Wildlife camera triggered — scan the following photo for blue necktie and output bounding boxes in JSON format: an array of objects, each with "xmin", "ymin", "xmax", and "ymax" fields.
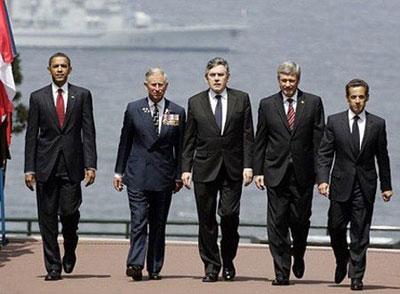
[{"xmin": 215, "ymin": 95, "xmax": 222, "ymax": 130}]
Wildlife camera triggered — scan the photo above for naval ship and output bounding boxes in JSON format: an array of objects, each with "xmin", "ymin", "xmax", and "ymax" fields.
[{"xmin": 10, "ymin": 0, "xmax": 245, "ymax": 51}]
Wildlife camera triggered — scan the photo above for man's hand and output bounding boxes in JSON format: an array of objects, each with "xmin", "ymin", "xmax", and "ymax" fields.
[
  {"xmin": 173, "ymin": 180, "xmax": 183, "ymax": 193},
  {"xmin": 243, "ymin": 169, "xmax": 253, "ymax": 186},
  {"xmin": 181, "ymin": 172, "xmax": 192, "ymax": 189},
  {"xmin": 84, "ymin": 168, "xmax": 96, "ymax": 187},
  {"xmin": 25, "ymin": 174, "xmax": 36, "ymax": 191},
  {"xmin": 254, "ymin": 175, "xmax": 266, "ymax": 190},
  {"xmin": 113, "ymin": 175, "xmax": 124, "ymax": 192},
  {"xmin": 382, "ymin": 190, "xmax": 393, "ymax": 202},
  {"xmin": 318, "ymin": 183, "xmax": 329, "ymax": 197}
]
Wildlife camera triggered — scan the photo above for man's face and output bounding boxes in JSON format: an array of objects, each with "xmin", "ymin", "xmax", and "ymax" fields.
[
  {"xmin": 278, "ymin": 73, "xmax": 299, "ymax": 98},
  {"xmin": 48, "ymin": 56, "xmax": 71, "ymax": 87},
  {"xmin": 145, "ymin": 72, "xmax": 168, "ymax": 104},
  {"xmin": 205, "ymin": 65, "xmax": 229, "ymax": 94},
  {"xmin": 347, "ymin": 86, "xmax": 368, "ymax": 114}
]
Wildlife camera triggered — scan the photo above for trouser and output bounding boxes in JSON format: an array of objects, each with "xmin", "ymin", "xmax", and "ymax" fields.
[
  {"xmin": 194, "ymin": 166, "xmax": 242, "ymax": 275},
  {"xmin": 36, "ymin": 152, "xmax": 81, "ymax": 273},
  {"xmin": 266, "ymin": 166, "xmax": 313, "ymax": 279},
  {"xmin": 328, "ymin": 180, "xmax": 373, "ymax": 280},
  {"xmin": 126, "ymin": 187, "xmax": 172, "ymax": 274}
]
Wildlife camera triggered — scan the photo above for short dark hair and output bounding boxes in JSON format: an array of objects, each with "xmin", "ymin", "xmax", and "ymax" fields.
[
  {"xmin": 205, "ymin": 57, "xmax": 230, "ymax": 76},
  {"xmin": 48, "ymin": 52, "xmax": 71, "ymax": 67},
  {"xmin": 346, "ymin": 79, "xmax": 369, "ymax": 97}
]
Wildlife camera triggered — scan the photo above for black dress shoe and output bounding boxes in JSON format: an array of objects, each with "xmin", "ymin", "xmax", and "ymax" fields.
[
  {"xmin": 334, "ymin": 262, "xmax": 348, "ymax": 284},
  {"xmin": 271, "ymin": 277, "xmax": 289, "ymax": 286},
  {"xmin": 351, "ymin": 279, "xmax": 363, "ymax": 291},
  {"xmin": 62, "ymin": 253, "xmax": 76, "ymax": 274},
  {"xmin": 202, "ymin": 273, "xmax": 218, "ymax": 282},
  {"xmin": 292, "ymin": 257, "xmax": 305, "ymax": 279},
  {"xmin": 44, "ymin": 270, "xmax": 61, "ymax": 281},
  {"xmin": 222, "ymin": 266, "xmax": 236, "ymax": 281},
  {"xmin": 126, "ymin": 265, "xmax": 143, "ymax": 281},
  {"xmin": 149, "ymin": 272, "xmax": 162, "ymax": 280}
]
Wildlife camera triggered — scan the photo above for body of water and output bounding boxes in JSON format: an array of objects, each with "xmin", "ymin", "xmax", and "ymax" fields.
[{"xmin": 4, "ymin": 1, "xmax": 400, "ymax": 237}]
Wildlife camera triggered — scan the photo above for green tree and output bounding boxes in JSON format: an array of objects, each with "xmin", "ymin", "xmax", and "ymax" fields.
[{"xmin": 11, "ymin": 55, "xmax": 28, "ymax": 134}]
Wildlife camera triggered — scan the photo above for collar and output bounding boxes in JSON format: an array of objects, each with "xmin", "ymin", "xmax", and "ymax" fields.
[
  {"xmin": 52, "ymin": 82, "xmax": 68, "ymax": 95},
  {"xmin": 282, "ymin": 90, "xmax": 298, "ymax": 103},
  {"xmin": 147, "ymin": 97, "xmax": 165, "ymax": 109},
  {"xmin": 348, "ymin": 109, "xmax": 366, "ymax": 121},
  {"xmin": 209, "ymin": 88, "xmax": 228, "ymax": 100}
]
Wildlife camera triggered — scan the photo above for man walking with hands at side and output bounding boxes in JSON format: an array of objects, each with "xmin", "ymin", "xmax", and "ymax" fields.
[
  {"xmin": 25, "ymin": 52, "xmax": 97, "ymax": 281},
  {"xmin": 317, "ymin": 79, "xmax": 393, "ymax": 291},
  {"xmin": 181, "ymin": 57, "xmax": 254, "ymax": 282}
]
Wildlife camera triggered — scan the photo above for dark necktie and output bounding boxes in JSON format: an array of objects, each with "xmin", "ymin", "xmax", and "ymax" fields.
[
  {"xmin": 287, "ymin": 98, "xmax": 295, "ymax": 131},
  {"xmin": 152, "ymin": 103, "xmax": 159, "ymax": 135},
  {"xmin": 56, "ymin": 88, "xmax": 65, "ymax": 127},
  {"xmin": 215, "ymin": 94, "xmax": 222, "ymax": 130},
  {"xmin": 352, "ymin": 115, "xmax": 360, "ymax": 155}
]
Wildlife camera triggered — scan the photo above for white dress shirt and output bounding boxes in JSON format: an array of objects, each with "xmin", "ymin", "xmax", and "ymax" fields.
[
  {"xmin": 348, "ymin": 109, "xmax": 366, "ymax": 150},
  {"xmin": 208, "ymin": 89, "xmax": 227, "ymax": 135},
  {"xmin": 282, "ymin": 91, "xmax": 298, "ymax": 114},
  {"xmin": 51, "ymin": 83, "xmax": 68, "ymax": 113}
]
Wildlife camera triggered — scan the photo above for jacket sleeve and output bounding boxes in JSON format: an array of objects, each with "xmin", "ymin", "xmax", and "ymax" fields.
[
  {"xmin": 313, "ymin": 97, "xmax": 325, "ymax": 173},
  {"xmin": 242, "ymin": 94, "xmax": 254, "ymax": 169},
  {"xmin": 81, "ymin": 90, "xmax": 97, "ymax": 169},
  {"xmin": 174, "ymin": 107, "xmax": 186, "ymax": 180},
  {"xmin": 376, "ymin": 120, "xmax": 392, "ymax": 192},
  {"xmin": 114, "ymin": 105, "xmax": 134, "ymax": 175},
  {"xmin": 181, "ymin": 100, "xmax": 197, "ymax": 173},
  {"xmin": 24, "ymin": 94, "xmax": 39, "ymax": 173},
  {"xmin": 316, "ymin": 116, "xmax": 335, "ymax": 184},
  {"xmin": 253, "ymin": 100, "xmax": 268, "ymax": 175}
]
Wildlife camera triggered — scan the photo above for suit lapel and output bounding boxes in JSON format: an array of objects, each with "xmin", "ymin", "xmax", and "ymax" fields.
[
  {"xmin": 44, "ymin": 85, "xmax": 60, "ymax": 128},
  {"xmin": 224, "ymin": 88, "xmax": 238, "ymax": 133},
  {"xmin": 158, "ymin": 99, "xmax": 170, "ymax": 138},
  {"xmin": 140, "ymin": 98, "xmax": 159, "ymax": 141},
  {"xmin": 339, "ymin": 111, "xmax": 357, "ymax": 159},
  {"xmin": 62, "ymin": 83, "xmax": 76, "ymax": 129},
  {"xmin": 359, "ymin": 112, "xmax": 372, "ymax": 155},
  {"xmin": 273, "ymin": 93, "xmax": 291, "ymax": 133},
  {"xmin": 292, "ymin": 90, "xmax": 305, "ymax": 134},
  {"xmin": 200, "ymin": 91, "xmax": 220, "ymax": 133}
]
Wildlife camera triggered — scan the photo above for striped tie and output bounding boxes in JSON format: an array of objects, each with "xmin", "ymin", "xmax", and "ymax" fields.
[
  {"xmin": 152, "ymin": 103, "xmax": 159, "ymax": 135},
  {"xmin": 287, "ymin": 98, "xmax": 295, "ymax": 131}
]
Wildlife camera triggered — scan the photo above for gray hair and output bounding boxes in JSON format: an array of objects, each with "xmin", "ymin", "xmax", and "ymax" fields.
[
  {"xmin": 205, "ymin": 57, "xmax": 230, "ymax": 76},
  {"xmin": 144, "ymin": 67, "xmax": 168, "ymax": 84},
  {"xmin": 277, "ymin": 61, "xmax": 301, "ymax": 79}
]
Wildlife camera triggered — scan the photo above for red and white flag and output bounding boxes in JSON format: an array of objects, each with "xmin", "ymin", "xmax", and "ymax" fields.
[{"xmin": 0, "ymin": 0, "xmax": 17, "ymax": 146}]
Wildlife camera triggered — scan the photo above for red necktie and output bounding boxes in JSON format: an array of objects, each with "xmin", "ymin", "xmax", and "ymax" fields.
[
  {"xmin": 287, "ymin": 98, "xmax": 295, "ymax": 131},
  {"xmin": 56, "ymin": 88, "xmax": 65, "ymax": 127}
]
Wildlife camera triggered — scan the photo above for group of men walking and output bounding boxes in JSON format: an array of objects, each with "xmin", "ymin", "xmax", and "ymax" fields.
[{"xmin": 23, "ymin": 52, "xmax": 392, "ymax": 291}]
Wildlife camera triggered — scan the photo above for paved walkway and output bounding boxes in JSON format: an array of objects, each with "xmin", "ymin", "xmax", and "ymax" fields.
[{"xmin": 1, "ymin": 237, "xmax": 400, "ymax": 294}]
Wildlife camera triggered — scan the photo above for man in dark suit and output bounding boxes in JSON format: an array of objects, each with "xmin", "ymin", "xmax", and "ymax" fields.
[
  {"xmin": 114, "ymin": 68, "xmax": 185, "ymax": 281},
  {"xmin": 254, "ymin": 61, "xmax": 325, "ymax": 285},
  {"xmin": 317, "ymin": 79, "xmax": 393, "ymax": 291},
  {"xmin": 24, "ymin": 52, "xmax": 97, "ymax": 281},
  {"xmin": 181, "ymin": 57, "xmax": 254, "ymax": 282}
]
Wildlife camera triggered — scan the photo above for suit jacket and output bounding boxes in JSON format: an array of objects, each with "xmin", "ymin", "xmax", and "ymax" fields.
[
  {"xmin": 253, "ymin": 90, "xmax": 325, "ymax": 187},
  {"xmin": 317, "ymin": 111, "xmax": 392, "ymax": 203},
  {"xmin": 181, "ymin": 88, "xmax": 254, "ymax": 182},
  {"xmin": 24, "ymin": 83, "xmax": 97, "ymax": 182},
  {"xmin": 114, "ymin": 97, "xmax": 186, "ymax": 191}
]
